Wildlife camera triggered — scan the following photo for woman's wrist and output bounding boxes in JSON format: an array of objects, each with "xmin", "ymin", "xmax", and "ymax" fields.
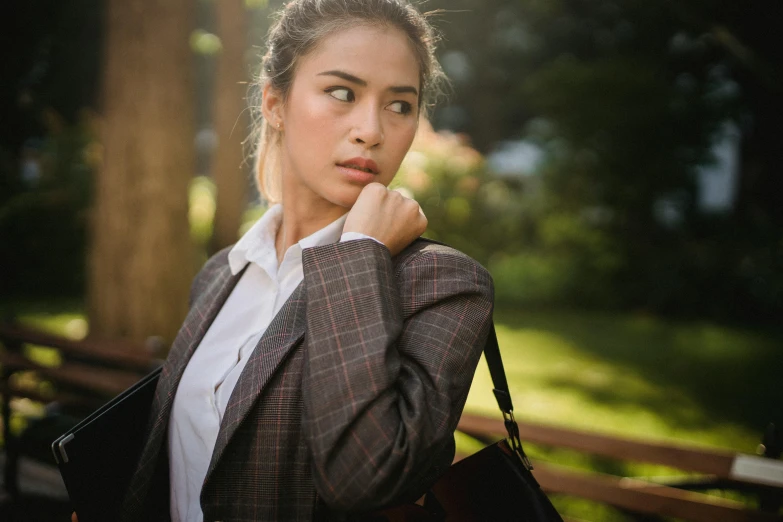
[{"xmin": 339, "ymin": 231, "xmax": 384, "ymax": 245}]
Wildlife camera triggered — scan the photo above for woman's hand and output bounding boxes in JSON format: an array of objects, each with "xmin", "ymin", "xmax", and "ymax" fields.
[
  {"xmin": 71, "ymin": 512, "xmax": 78, "ymax": 522},
  {"xmin": 344, "ymin": 183, "xmax": 427, "ymax": 256}
]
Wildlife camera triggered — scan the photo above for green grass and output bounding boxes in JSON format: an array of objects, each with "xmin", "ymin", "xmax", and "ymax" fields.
[
  {"xmin": 462, "ymin": 308, "xmax": 783, "ymax": 520},
  {"xmin": 466, "ymin": 309, "xmax": 782, "ymax": 448}
]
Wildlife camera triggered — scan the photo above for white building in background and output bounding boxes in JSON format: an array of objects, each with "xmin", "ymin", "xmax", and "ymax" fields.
[
  {"xmin": 485, "ymin": 121, "xmax": 741, "ymax": 229},
  {"xmin": 487, "ymin": 139, "xmax": 545, "ymax": 178},
  {"xmin": 696, "ymin": 121, "xmax": 741, "ymax": 214},
  {"xmin": 655, "ymin": 121, "xmax": 741, "ymax": 228}
]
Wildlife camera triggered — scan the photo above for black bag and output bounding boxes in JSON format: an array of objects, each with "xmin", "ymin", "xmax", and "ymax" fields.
[{"xmin": 368, "ymin": 322, "xmax": 564, "ymax": 521}]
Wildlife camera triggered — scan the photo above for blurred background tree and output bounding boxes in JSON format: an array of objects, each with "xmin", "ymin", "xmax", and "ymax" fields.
[
  {"xmin": 1, "ymin": 0, "xmax": 781, "ymax": 335},
  {"xmin": 210, "ymin": 0, "xmax": 250, "ymax": 253},
  {"xmin": 88, "ymin": 0, "xmax": 196, "ymax": 342}
]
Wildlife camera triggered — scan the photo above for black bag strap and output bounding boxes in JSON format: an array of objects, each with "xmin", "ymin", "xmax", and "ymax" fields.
[
  {"xmin": 484, "ymin": 323, "xmax": 513, "ymax": 413},
  {"xmin": 411, "ymin": 238, "xmax": 532, "ymax": 468},
  {"xmin": 483, "ymin": 321, "xmax": 533, "ymax": 469}
]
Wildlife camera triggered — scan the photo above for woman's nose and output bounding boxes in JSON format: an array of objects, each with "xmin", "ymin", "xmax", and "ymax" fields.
[{"xmin": 350, "ymin": 105, "xmax": 384, "ymax": 148}]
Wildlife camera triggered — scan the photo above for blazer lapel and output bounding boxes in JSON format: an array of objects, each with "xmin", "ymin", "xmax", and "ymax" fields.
[
  {"xmin": 205, "ymin": 282, "xmax": 307, "ymax": 482},
  {"xmin": 133, "ymin": 263, "xmax": 244, "ymax": 490}
]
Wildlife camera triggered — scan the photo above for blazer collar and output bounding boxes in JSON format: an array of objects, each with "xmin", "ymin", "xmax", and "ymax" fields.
[{"xmin": 134, "ymin": 261, "xmax": 308, "ymax": 499}]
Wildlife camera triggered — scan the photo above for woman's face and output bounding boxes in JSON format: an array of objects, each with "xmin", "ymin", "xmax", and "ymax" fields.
[{"xmin": 266, "ymin": 24, "xmax": 421, "ymax": 211}]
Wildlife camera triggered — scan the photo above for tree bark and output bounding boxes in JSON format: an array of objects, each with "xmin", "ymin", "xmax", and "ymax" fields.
[
  {"xmin": 88, "ymin": 0, "xmax": 195, "ymax": 344},
  {"xmin": 211, "ymin": 0, "xmax": 249, "ymax": 252}
]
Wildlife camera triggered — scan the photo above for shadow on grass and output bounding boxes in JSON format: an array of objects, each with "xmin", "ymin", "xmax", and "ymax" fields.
[{"xmin": 495, "ymin": 308, "xmax": 783, "ymax": 438}]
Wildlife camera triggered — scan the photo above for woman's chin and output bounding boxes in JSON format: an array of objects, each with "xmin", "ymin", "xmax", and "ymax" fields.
[{"xmin": 326, "ymin": 187, "xmax": 364, "ymax": 209}]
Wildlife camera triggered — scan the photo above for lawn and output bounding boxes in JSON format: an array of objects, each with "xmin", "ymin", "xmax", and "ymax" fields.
[
  {"xmin": 4, "ymin": 303, "xmax": 782, "ymax": 520},
  {"xmin": 462, "ymin": 307, "xmax": 783, "ymax": 521}
]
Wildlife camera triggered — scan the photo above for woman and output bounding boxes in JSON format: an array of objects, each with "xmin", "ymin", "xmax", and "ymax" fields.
[{"xmin": 113, "ymin": 1, "xmax": 494, "ymax": 520}]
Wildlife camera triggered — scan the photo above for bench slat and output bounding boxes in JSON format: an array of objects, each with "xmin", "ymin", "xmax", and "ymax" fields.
[
  {"xmin": 0, "ymin": 323, "xmax": 160, "ymax": 371},
  {"xmin": 458, "ymin": 413, "xmax": 737, "ymax": 478},
  {"xmin": 0, "ymin": 384, "xmax": 105, "ymax": 412},
  {"xmin": 1, "ymin": 351, "xmax": 147, "ymax": 397},
  {"xmin": 731, "ymin": 455, "xmax": 783, "ymax": 488},
  {"xmin": 530, "ymin": 462, "xmax": 781, "ymax": 522}
]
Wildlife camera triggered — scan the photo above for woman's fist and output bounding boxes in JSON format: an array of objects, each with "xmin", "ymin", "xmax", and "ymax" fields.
[{"xmin": 344, "ymin": 183, "xmax": 427, "ymax": 256}]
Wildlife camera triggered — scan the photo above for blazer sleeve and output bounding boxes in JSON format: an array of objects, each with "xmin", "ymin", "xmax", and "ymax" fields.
[{"xmin": 301, "ymin": 238, "xmax": 494, "ymax": 512}]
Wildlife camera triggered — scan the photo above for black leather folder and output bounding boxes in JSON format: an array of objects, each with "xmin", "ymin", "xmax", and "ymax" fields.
[{"xmin": 51, "ymin": 366, "xmax": 162, "ymax": 522}]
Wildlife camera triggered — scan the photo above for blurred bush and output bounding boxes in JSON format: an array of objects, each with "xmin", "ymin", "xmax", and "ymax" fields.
[
  {"xmin": 0, "ymin": 110, "xmax": 96, "ymax": 299},
  {"xmin": 393, "ymin": 121, "xmax": 526, "ymax": 261},
  {"xmin": 189, "ymin": 175, "xmax": 217, "ymax": 250},
  {"xmin": 393, "ymin": 121, "xmax": 624, "ymax": 308},
  {"xmin": 491, "ymin": 213, "xmax": 623, "ymax": 307},
  {"xmin": 395, "ymin": 121, "xmax": 782, "ymax": 324}
]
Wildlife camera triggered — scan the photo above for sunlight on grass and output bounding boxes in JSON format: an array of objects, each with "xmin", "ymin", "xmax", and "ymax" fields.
[
  {"xmin": 458, "ymin": 309, "xmax": 782, "ymax": 521},
  {"xmin": 464, "ymin": 309, "xmax": 780, "ymax": 457}
]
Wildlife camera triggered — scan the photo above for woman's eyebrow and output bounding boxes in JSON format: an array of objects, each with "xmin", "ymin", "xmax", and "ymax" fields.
[
  {"xmin": 318, "ymin": 69, "xmax": 367, "ymax": 86},
  {"xmin": 317, "ymin": 69, "xmax": 419, "ymax": 96}
]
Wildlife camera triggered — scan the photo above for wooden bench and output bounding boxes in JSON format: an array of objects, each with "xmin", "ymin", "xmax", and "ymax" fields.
[
  {"xmin": 2, "ymin": 321, "xmax": 781, "ymax": 521},
  {"xmin": 0, "ymin": 322, "xmax": 164, "ymax": 498},
  {"xmin": 457, "ymin": 413, "xmax": 783, "ymax": 522}
]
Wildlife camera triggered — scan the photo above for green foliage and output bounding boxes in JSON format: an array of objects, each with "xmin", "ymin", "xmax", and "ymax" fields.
[
  {"xmin": 190, "ymin": 30, "xmax": 223, "ymax": 56},
  {"xmin": 0, "ymin": 112, "xmax": 97, "ymax": 299},
  {"xmin": 490, "ymin": 253, "xmax": 576, "ymax": 305},
  {"xmin": 393, "ymin": 122, "xmax": 535, "ymax": 265},
  {"xmin": 189, "ymin": 175, "xmax": 217, "ymax": 248},
  {"xmin": 3, "ymin": 0, "xmax": 778, "ymax": 331},
  {"xmin": 425, "ymin": 0, "xmax": 783, "ymax": 326},
  {"xmin": 394, "ymin": 123, "xmax": 626, "ymax": 308},
  {"xmin": 489, "ymin": 208, "xmax": 624, "ymax": 307}
]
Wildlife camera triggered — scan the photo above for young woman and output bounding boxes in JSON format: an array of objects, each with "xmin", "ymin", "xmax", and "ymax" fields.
[{"xmin": 114, "ymin": 1, "xmax": 494, "ymax": 520}]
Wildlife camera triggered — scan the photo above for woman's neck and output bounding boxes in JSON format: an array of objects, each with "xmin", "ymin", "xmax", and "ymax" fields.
[{"xmin": 275, "ymin": 193, "xmax": 348, "ymax": 264}]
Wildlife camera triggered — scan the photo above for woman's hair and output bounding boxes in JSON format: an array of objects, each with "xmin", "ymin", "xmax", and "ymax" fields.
[{"xmin": 251, "ymin": 0, "xmax": 447, "ymax": 204}]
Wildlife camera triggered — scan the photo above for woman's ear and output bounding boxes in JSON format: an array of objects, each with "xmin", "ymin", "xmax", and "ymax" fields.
[{"xmin": 261, "ymin": 84, "xmax": 284, "ymax": 128}]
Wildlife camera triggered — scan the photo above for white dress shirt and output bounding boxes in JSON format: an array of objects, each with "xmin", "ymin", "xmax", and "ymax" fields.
[{"xmin": 168, "ymin": 204, "xmax": 374, "ymax": 522}]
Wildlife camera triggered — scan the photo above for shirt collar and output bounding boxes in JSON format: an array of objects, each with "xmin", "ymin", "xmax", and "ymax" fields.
[
  {"xmin": 298, "ymin": 212, "xmax": 348, "ymax": 250},
  {"xmin": 227, "ymin": 204, "xmax": 348, "ymax": 275}
]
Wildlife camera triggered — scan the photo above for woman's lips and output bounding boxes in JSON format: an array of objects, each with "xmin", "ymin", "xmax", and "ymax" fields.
[
  {"xmin": 336, "ymin": 157, "xmax": 380, "ymax": 184},
  {"xmin": 338, "ymin": 157, "xmax": 379, "ymax": 174},
  {"xmin": 336, "ymin": 164, "xmax": 378, "ymax": 184}
]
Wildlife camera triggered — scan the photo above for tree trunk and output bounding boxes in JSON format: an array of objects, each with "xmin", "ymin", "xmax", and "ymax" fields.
[
  {"xmin": 211, "ymin": 0, "xmax": 249, "ymax": 252},
  {"xmin": 88, "ymin": 0, "xmax": 195, "ymax": 344}
]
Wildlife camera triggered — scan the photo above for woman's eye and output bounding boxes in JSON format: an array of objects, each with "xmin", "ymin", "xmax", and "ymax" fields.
[
  {"xmin": 326, "ymin": 87, "xmax": 354, "ymax": 102},
  {"xmin": 387, "ymin": 101, "xmax": 413, "ymax": 115}
]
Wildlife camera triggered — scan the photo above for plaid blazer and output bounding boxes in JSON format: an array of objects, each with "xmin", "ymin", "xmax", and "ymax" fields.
[{"xmin": 120, "ymin": 238, "xmax": 494, "ymax": 522}]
